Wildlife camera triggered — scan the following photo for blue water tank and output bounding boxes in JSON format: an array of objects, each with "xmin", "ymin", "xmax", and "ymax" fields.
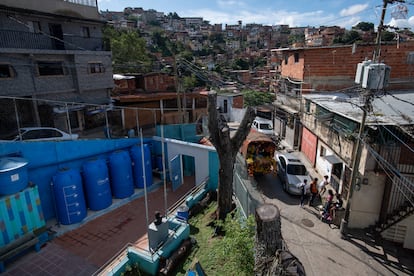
[
  {"xmin": 155, "ymin": 155, "xmax": 164, "ymax": 171},
  {"xmin": 0, "ymin": 157, "xmax": 29, "ymax": 195},
  {"xmin": 108, "ymin": 150, "xmax": 134, "ymax": 198},
  {"xmin": 130, "ymin": 144, "xmax": 153, "ymax": 188},
  {"xmin": 52, "ymin": 168, "xmax": 87, "ymax": 225},
  {"xmin": 82, "ymin": 158, "xmax": 112, "ymax": 211}
]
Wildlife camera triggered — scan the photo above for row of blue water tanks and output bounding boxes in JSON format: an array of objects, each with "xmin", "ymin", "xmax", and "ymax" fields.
[{"xmin": 52, "ymin": 144, "xmax": 154, "ymax": 225}]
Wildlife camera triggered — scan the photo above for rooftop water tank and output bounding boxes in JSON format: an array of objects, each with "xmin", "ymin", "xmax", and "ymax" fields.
[{"xmin": 0, "ymin": 157, "xmax": 29, "ymax": 195}]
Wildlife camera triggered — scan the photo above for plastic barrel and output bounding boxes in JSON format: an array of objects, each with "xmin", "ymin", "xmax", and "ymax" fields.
[
  {"xmin": 52, "ymin": 168, "xmax": 87, "ymax": 225},
  {"xmin": 130, "ymin": 144, "xmax": 153, "ymax": 188},
  {"xmin": 0, "ymin": 157, "xmax": 29, "ymax": 195},
  {"xmin": 176, "ymin": 205, "xmax": 189, "ymax": 221},
  {"xmin": 155, "ymin": 155, "xmax": 163, "ymax": 171},
  {"xmin": 82, "ymin": 158, "xmax": 112, "ymax": 211},
  {"xmin": 108, "ymin": 150, "xmax": 134, "ymax": 199}
]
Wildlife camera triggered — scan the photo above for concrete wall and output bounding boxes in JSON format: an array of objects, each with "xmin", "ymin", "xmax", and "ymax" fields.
[
  {"xmin": 1, "ymin": 0, "xmax": 100, "ymax": 20},
  {"xmin": 156, "ymin": 137, "xmax": 216, "ymax": 187},
  {"xmin": 0, "ymin": 51, "xmax": 112, "ymax": 97},
  {"xmin": 349, "ymin": 171, "xmax": 386, "ymax": 229}
]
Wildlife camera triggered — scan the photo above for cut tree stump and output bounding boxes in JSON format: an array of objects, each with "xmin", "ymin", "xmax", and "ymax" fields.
[{"xmin": 254, "ymin": 204, "xmax": 283, "ymax": 275}]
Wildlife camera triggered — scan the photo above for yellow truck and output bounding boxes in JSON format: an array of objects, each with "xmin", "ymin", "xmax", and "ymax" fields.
[{"xmin": 240, "ymin": 131, "xmax": 277, "ymax": 176}]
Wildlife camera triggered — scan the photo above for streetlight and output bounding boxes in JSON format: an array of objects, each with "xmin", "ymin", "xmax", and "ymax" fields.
[{"xmin": 333, "ymin": 96, "xmax": 367, "ymax": 236}]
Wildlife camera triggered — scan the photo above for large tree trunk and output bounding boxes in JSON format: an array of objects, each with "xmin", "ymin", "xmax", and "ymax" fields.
[
  {"xmin": 254, "ymin": 204, "xmax": 283, "ymax": 275},
  {"xmin": 207, "ymin": 91, "xmax": 255, "ymax": 220},
  {"xmin": 254, "ymin": 204, "xmax": 306, "ymax": 276}
]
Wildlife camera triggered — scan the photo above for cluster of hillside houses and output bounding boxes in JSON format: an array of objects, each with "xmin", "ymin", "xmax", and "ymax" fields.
[{"xmin": 0, "ymin": 0, "xmax": 413, "ymax": 249}]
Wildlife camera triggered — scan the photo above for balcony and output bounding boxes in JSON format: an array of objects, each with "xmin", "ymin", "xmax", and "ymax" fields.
[{"xmin": 0, "ymin": 30, "xmax": 106, "ymax": 51}]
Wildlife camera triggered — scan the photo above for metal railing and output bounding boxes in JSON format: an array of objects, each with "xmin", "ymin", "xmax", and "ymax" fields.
[{"xmin": 0, "ymin": 30, "xmax": 104, "ymax": 51}]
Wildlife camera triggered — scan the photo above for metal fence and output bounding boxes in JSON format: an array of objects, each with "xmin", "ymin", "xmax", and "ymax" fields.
[
  {"xmin": 0, "ymin": 96, "xmax": 170, "ymax": 140},
  {"xmin": 233, "ymin": 153, "xmax": 263, "ymax": 218}
]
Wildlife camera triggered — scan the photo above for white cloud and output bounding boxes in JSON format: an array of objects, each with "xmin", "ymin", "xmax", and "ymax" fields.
[
  {"xmin": 217, "ymin": 0, "xmax": 246, "ymax": 8},
  {"xmin": 340, "ymin": 4, "xmax": 369, "ymax": 17},
  {"xmin": 387, "ymin": 16, "xmax": 414, "ymax": 30},
  {"xmin": 188, "ymin": 8, "xmax": 331, "ymax": 28}
]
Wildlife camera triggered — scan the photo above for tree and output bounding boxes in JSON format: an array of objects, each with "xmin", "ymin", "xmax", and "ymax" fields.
[
  {"xmin": 353, "ymin": 22, "xmax": 374, "ymax": 32},
  {"xmin": 207, "ymin": 92, "xmax": 256, "ymax": 220},
  {"xmin": 103, "ymin": 27, "xmax": 152, "ymax": 73},
  {"xmin": 333, "ymin": 30, "xmax": 361, "ymax": 44},
  {"xmin": 381, "ymin": 30, "xmax": 395, "ymax": 41},
  {"xmin": 242, "ymin": 90, "xmax": 275, "ymax": 107}
]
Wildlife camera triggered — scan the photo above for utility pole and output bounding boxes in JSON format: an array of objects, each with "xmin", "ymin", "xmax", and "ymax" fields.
[
  {"xmin": 374, "ymin": 0, "xmax": 407, "ymax": 62},
  {"xmin": 341, "ymin": 0, "xmax": 402, "ymax": 235}
]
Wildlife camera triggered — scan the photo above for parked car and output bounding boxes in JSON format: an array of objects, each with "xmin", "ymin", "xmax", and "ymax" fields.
[
  {"xmin": 276, "ymin": 153, "xmax": 312, "ymax": 195},
  {"xmin": 251, "ymin": 117, "xmax": 274, "ymax": 137},
  {"xmin": 1, "ymin": 127, "xmax": 79, "ymax": 142}
]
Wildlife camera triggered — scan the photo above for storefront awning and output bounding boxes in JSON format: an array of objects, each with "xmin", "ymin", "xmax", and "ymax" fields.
[{"xmin": 325, "ymin": 155, "xmax": 342, "ymax": 165}]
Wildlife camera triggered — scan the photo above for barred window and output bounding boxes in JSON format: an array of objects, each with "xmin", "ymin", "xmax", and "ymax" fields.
[{"xmin": 88, "ymin": 62, "xmax": 105, "ymax": 74}]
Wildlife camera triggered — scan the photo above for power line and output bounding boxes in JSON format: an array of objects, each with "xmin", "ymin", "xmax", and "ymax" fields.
[{"xmin": 384, "ymin": 90, "xmax": 414, "ymax": 106}]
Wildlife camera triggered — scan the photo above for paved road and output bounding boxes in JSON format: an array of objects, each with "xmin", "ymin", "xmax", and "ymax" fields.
[{"xmin": 254, "ymin": 170, "xmax": 414, "ymax": 276}]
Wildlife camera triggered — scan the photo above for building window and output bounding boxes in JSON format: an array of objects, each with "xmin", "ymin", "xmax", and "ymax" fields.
[
  {"xmin": 305, "ymin": 100, "xmax": 310, "ymax": 113},
  {"xmin": 81, "ymin": 27, "xmax": 90, "ymax": 38},
  {"xmin": 407, "ymin": 52, "xmax": 414, "ymax": 64},
  {"xmin": 294, "ymin": 53, "xmax": 299, "ymax": 63},
  {"xmin": 0, "ymin": 64, "xmax": 15, "ymax": 78},
  {"xmin": 88, "ymin": 62, "xmax": 105, "ymax": 74},
  {"xmin": 37, "ymin": 61, "xmax": 64, "ymax": 76},
  {"xmin": 27, "ymin": 21, "xmax": 41, "ymax": 33},
  {"xmin": 320, "ymin": 145, "xmax": 326, "ymax": 157},
  {"xmin": 223, "ymin": 99, "xmax": 228, "ymax": 113}
]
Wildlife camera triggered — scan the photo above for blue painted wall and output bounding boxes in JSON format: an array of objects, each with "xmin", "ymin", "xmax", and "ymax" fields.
[{"xmin": 0, "ymin": 138, "xmax": 145, "ymax": 220}]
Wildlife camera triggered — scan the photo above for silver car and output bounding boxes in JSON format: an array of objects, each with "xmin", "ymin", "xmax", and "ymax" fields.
[
  {"xmin": 276, "ymin": 153, "xmax": 312, "ymax": 195},
  {"xmin": 1, "ymin": 127, "xmax": 78, "ymax": 142}
]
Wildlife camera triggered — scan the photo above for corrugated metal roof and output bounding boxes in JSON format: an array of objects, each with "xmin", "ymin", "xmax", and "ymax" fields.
[{"xmin": 303, "ymin": 91, "xmax": 414, "ymax": 126}]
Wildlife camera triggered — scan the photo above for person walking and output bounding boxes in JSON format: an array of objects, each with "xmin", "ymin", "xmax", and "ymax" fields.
[
  {"xmin": 308, "ymin": 177, "xmax": 318, "ymax": 207},
  {"xmin": 318, "ymin": 175, "xmax": 329, "ymax": 195},
  {"xmin": 297, "ymin": 179, "xmax": 308, "ymax": 208}
]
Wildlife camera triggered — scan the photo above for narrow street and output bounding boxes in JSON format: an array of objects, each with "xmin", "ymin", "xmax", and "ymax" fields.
[{"xmin": 254, "ymin": 170, "xmax": 414, "ymax": 276}]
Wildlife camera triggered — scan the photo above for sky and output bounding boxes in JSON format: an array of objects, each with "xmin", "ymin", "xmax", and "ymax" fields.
[{"xmin": 97, "ymin": 0, "xmax": 414, "ymax": 30}]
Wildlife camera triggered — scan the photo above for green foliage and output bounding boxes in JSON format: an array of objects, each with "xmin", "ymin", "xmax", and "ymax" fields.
[
  {"xmin": 167, "ymin": 12, "xmax": 181, "ymax": 19},
  {"xmin": 333, "ymin": 30, "xmax": 361, "ymax": 44},
  {"xmin": 210, "ymin": 213, "xmax": 255, "ymax": 275},
  {"xmin": 182, "ymin": 74, "xmax": 198, "ymax": 91},
  {"xmin": 103, "ymin": 26, "xmax": 152, "ymax": 73},
  {"xmin": 353, "ymin": 22, "xmax": 374, "ymax": 32},
  {"xmin": 232, "ymin": 58, "xmax": 250, "ymax": 70},
  {"xmin": 177, "ymin": 202, "xmax": 256, "ymax": 276},
  {"xmin": 242, "ymin": 90, "xmax": 275, "ymax": 107},
  {"xmin": 381, "ymin": 30, "xmax": 395, "ymax": 41},
  {"xmin": 288, "ymin": 34, "xmax": 304, "ymax": 45}
]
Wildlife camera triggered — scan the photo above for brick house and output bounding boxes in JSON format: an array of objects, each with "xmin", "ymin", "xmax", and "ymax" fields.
[
  {"xmin": 270, "ymin": 41, "xmax": 414, "ymax": 150},
  {"xmin": 272, "ymin": 41, "xmax": 414, "ymax": 93}
]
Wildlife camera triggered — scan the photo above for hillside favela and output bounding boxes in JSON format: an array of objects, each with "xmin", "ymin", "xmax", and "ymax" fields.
[{"xmin": 1, "ymin": 0, "xmax": 414, "ymax": 275}]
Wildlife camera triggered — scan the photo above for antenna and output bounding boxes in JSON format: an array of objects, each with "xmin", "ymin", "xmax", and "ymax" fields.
[{"xmin": 391, "ymin": 3, "xmax": 408, "ymax": 19}]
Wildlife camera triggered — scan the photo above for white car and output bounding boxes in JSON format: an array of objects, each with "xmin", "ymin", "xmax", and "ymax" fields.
[
  {"xmin": 276, "ymin": 153, "xmax": 312, "ymax": 195},
  {"xmin": 1, "ymin": 127, "xmax": 78, "ymax": 142},
  {"xmin": 251, "ymin": 117, "xmax": 274, "ymax": 136}
]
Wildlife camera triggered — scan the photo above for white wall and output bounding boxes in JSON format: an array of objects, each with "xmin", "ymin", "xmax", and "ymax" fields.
[
  {"xmin": 403, "ymin": 215, "xmax": 414, "ymax": 250},
  {"xmin": 153, "ymin": 137, "xmax": 215, "ymax": 186},
  {"xmin": 315, "ymin": 141, "xmax": 337, "ymax": 177},
  {"xmin": 349, "ymin": 171, "xmax": 386, "ymax": 228}
]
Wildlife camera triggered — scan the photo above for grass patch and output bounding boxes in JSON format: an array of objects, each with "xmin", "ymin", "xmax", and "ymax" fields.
[{"xmin": 174, "ymin": 201, "xmax": 255, "ymax": 276}]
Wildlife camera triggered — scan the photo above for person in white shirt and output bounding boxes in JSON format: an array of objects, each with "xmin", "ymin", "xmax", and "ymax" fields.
[{"xmin": 318, "ymin": 175, "xmax": 329, "ymax": 196}]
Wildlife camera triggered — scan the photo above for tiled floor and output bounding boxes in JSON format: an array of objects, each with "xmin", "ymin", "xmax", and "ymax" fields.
[{"xmin": 2, "ymin": 177, "xmax": 196, "ymax": 275}]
